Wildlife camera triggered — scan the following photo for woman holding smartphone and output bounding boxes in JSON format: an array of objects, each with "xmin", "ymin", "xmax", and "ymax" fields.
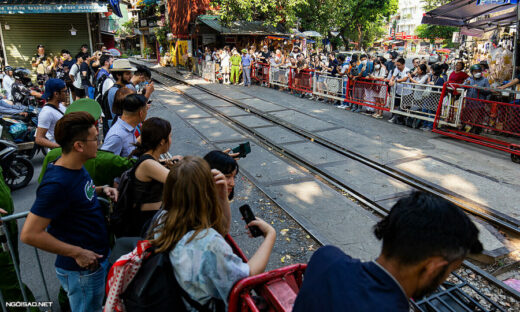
[{"xmin": 149, "ymin": 156, "xmax": 276, "ymax": 310}]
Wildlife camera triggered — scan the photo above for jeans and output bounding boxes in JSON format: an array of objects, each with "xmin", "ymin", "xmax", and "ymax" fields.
[
  {"xmin": 55, "ymin": 258, "xmax": 109, "ymax": 312},
  {"xmin": 422, "ymin": 108, "xmax": 434, "ymax": 129},
  {"xmin": 243, "ymin": 66, "xmax": 251, "ymax": 86},
  {"xmin": 0, "ymin": 100, "xmax": 25, "ymax": 115}
]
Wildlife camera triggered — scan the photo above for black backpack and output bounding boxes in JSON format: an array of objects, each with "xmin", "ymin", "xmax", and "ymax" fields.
[
  {"xmin": 110, "ymin": 155, "xmax": 155, "ymax": 238},
  {"xmin": 96, "ymin": 76, "xmax": 120, "ymax": 120},
  {"xmin": 122, "ymin": 246, "xmax": 223, "ymax": 312},
  {"xmin": 109, "ymin": 166, "xmax": 135, "ymax": 238}
]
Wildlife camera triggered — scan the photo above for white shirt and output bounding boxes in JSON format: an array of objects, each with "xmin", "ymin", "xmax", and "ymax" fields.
[
  {"xmin": 102, "ymin": 74, "xmax": 115, "ymax": 95},
  {"xmin": 220, "ymin": 52, "xmax": 230, "ymax": 67},
  {"xmin": 37, "ymin": 103, "xmax": 67, "ymax": 143},
  {"xmin": 392, "ymin": 66, "xmax": 411, "ymax": 96},
  {"xmin": 69, "ymin": 63, "xmax": 82, "ymax": 89},
  {"xmin": 2, "ymin": 75, "xmax": 14, "ymax": 100}
]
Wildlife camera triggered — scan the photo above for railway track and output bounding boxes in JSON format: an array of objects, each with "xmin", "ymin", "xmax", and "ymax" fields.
[{"xmin": 135, "ymin": 61, "xmax": 520, "ymax": 310}]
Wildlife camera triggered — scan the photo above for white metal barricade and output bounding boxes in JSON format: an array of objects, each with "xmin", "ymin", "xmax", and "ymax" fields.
[
  {"xmin": 269, "ymin": 66, "xmax": 290, "ymax": 89},
  {"xmin": 312, "ymin": 72, "xmax": 347, "ymax": 102},
  {"xmin": 201, "ymin": 60, "xmax": 216, "ymax": 83},
  {"xmin": 390, "ymin": 82, "xmax": 461, "ymax": 127}
]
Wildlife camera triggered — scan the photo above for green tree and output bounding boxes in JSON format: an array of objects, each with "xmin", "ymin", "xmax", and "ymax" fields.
[
  {"xmin": 296, "ymin": 0, "xmax": 397, "ymax": 50},
  {"xmin": 210, "ymin": 0, "xmax": 307, "ymax": 27},
  {"xmin": 415, "ymin": 0, "xmax": 457, "ymax": 44}
]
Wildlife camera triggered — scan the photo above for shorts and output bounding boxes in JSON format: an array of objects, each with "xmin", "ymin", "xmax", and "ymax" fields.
[{"xmin": 74, "ymin": 86, "xmax": 86, "ymax": 98}]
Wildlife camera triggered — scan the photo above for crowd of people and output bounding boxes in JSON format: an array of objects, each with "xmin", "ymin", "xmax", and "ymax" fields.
[
  {"xmin": 201, "ymin": 45, "xmax": 511, "ymax": 132},
  {"xmin": 0, "ymin": 43, "xmax": 486, "ymax": 312}
]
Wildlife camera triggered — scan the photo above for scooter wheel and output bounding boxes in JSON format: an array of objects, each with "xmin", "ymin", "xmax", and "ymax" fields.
[
  {"xmin": 512, "ymin": 153, "xmax": 520, "ymax": 164},
  {"xmin": 5, "ymin": 157, "xmax": 34, "ymax": 190}
]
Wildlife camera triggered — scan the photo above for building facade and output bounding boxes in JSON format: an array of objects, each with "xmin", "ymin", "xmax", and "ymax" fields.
[{"xmin": 396, "ymin": 0, "xmax": 425, "ymax": 36}]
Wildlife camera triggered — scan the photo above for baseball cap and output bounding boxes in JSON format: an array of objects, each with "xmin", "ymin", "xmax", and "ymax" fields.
[
  {"xmin": 42, "ymin": 79, "xmax": 66, "ymax": 100},
  {"xmin": 241, "ymin": 49, "xmax": 247, "ymax": 53},
  {"xmin": 65, "ymin": 98, "xmax": 102, "ymax": 120}
]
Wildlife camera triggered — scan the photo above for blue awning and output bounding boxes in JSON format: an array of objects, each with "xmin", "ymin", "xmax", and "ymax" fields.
[{"xmin": 0, "ymin": 1, "xmax": 110, "ymax": 14}]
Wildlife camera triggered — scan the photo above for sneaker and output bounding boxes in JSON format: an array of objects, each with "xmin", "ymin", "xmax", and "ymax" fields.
[
  {"xmin": 388, "ymin": 117, "xmax": 396, "ymax": 124},
  {"xmin": 374, "ymin": 114, "xmax": 383, "ymax": 119},
  {"xmin": 421, "ymin": 127, "xmax": 432, "ymax": 132}
]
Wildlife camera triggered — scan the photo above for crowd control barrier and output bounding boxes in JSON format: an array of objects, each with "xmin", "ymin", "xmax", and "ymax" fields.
[
  {"xmin": 201, "ymin": 60, "xmax": 216, "ymax": 83},
  {"xmin": 433, "ymin": 83, "xmax": 520, "ymax": 162},
  {"xmin": 345, "ymin": 77, "xmax": 391, "ymax": 112},
  {"xmin": 269, "ymin": 66, "xmax": 290, "ymax": 89},
  {"xmin": 0, "ymin": 211, "xmax": 53, "ymax": 311},
  {"xmin": 312, "ymin": 72, "xmax": 347, "ymax": 102},
  {"xmin": 183, "ymin": 60, "xmax": 520, "ymax": 161},
  {"xmin": 289, "ymin": 68, "xmax": 314, "ymax": 94},
  {"xmin": 252, "ymin": 62, "xmax": 270, "ymax": 85},
  {"xmin": 390, "ymin": 82, "xmax": 461, "ymax": 127}
]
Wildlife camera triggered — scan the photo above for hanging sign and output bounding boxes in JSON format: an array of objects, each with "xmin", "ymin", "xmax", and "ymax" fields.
[{"xmin": 0, "ymin": 3, "xmax": 108, "ymax": 14}]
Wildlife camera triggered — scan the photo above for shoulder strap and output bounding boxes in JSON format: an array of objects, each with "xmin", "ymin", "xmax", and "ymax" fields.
[{"xmin": 44, "ymin": 104, "xmax": 64, "ymax": 115}]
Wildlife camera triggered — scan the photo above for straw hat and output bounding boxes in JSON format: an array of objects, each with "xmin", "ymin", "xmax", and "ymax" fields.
[{"xmin": 110, "ymin": 59, "xmax": 137, "ymax": 72}]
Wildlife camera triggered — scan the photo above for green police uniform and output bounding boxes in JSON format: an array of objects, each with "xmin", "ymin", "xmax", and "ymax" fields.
[
  {"xmin": 0, "ymin": 167, "xmax": 38, "ymax": 311},
  {"xmin": 230, "ymin": 54, "xmax": 242, "ymax": 84},
  {"xmin": 39, "ymin": 148, "xmax": 136, "ymax": 186}
]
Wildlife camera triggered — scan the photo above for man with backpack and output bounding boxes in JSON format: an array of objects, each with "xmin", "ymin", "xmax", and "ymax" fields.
[
  {"xmin": 35, "ymin": 79, "xmax": 67, "ymax": 149},
  {"xmin": 69, "ymin": 53, "xmax": 86, "ymax": 100},
  {"xmin": 103, "ymin": 59, "xmax": 136, "ymax": 130},
  {"xmin": 21, "ymin": 111, "xmax": 118, "ymax": 312}
]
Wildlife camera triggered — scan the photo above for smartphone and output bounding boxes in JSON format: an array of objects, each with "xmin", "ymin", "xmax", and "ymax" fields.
[
  {"xmin": 239, "ymin": 204, "xmax": 262, "ymax": 237},
  {"xmin": 232, "ymin": 141, "xmax": 251, "ymax": 158}
]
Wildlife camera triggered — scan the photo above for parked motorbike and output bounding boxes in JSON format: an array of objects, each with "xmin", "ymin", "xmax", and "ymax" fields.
[{"xmin": 0, "ymin": 139, "xmax": 34, "ymax": 190}]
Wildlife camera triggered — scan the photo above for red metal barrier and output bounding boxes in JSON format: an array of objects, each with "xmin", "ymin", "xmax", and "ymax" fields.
[
  {"xmin": 345, "ymin": 77, "xmax": 390, "ymax": 111},
  {"xmin": 433, "ymin": 83, "xmax": 520, "ymax": 162},
  {"xmin": 288, "ymin": 68, "xmax": 314, "ymax": 94},
  {"xmin": 228, "ymin": 264, "xmax": 307, "ymax": 312},
  {"xmin": 252, "ymin": 62, "xmax": 270, "ymax": 85}
]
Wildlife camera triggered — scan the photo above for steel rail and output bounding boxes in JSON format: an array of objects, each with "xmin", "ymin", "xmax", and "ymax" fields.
[
  {"xmin": 138, "ymin": 63, "xmax": 520, "ymax": 302},
  {"xmin": 145, "ymin": 65, "xmax": 520, "ymax": 235}
]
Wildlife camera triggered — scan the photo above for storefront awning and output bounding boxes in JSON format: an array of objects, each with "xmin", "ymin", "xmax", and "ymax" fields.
[
  {"xmin": 0, "ymin": 0, "xmax": 109, "ymax": 14},
  {"xmin": 421, "ymin": 0, "xmax": 515, "ymax": 28},
  {"xmin": 197, "ymin": 15, "xmax": 287, "ymax": 36}
]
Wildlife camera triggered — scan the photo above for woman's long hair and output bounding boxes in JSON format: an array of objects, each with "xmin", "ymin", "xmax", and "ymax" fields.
[
  {"xmin": 130, "ymin": 117, "xmax": 171, "ymax": 158},
  {"xmin": 150, "ymin": 156, "xmax": 226, "ymax": 253}
]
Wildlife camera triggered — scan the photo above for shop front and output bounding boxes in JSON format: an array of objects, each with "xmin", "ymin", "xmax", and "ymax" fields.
[{"xmin": 0, "ymin": 1, "xmax": 110, "ymax": 68}]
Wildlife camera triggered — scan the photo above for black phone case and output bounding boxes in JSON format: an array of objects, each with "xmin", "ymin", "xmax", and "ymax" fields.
[{"xmin": 239, "ymin": 204, "xmax": 263, "ymax": 237}]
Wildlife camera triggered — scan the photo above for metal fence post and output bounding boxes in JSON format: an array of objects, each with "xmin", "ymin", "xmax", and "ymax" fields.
[
  {"xmin": 34, "ymin": 248, "xmax": 51, "ymax": 303},
  {"xmin": 0, "ymin": 223, "xmax": 29, "ymax": 310},
  {"xmin": 0, "ymin": 288, "xmax": 8, "ymax": 312}
]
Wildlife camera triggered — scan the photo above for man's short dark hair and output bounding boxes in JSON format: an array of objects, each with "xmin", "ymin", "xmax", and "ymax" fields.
[
  {"xmin": 75, "ymin": 53, "xmax": 85, "ymax": 61},
  {"xmin": 413, "ymin": 58, "xmax": 420, "ymax": 63},
  {"xmin": 396, "ymin": 58, "xmax": 406, "ymax": 65},
  {"xmin": 374, "ymin": 191, "xmax": 482, "ymax": 265},
  {"xmin": 61, "ymin": 49, "xmax": 70, "ymax": 55},
  {"xmin": 360, "ymin": 54, "xmax": 367, "ymax": 59},
  {"xmin": 122, "ymin": 94, "xmax": 147, "ymax": 113},
  {"xmin": 134, "ymin": 65, "xmax": 151, "ymax": 79},
  {"xmin": 81, "ymin": 44, "xmax": 88, "ymax": 49},
  {"xmin": 99, "ymin": 54, "xmax": 112, "ymax": 67},
  {"xmin": 54, "ymin": 112, "xmax": 96, "ymax": 154}
]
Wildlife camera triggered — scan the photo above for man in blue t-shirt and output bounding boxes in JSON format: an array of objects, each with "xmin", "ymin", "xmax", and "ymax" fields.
[
  {"xmin": 293, "ymin": 191, "xmax": 483, "ymax": 312},
  {"xmin": 21, "ymin": 111, "xmax": 118, "ymax": 312}
]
